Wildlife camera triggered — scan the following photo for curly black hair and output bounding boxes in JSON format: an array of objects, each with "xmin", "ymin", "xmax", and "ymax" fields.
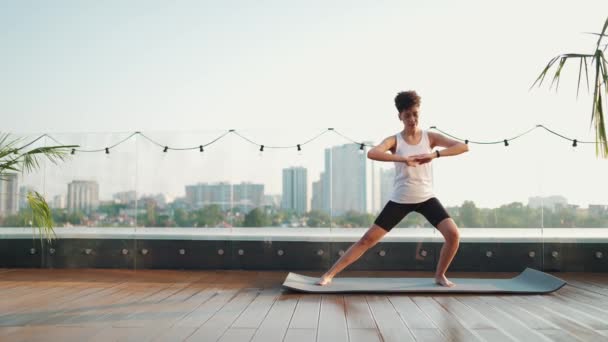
[{"xmin": 394, "ymin": 91, "xmax": 421, "ymax": 112}]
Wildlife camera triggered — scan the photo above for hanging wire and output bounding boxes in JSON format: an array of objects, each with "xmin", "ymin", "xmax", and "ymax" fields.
[
  {"xmin": 138, "ymin": 130, "xmax": 233, "ymax": 151},
  {"xmin": 231, "ymin": 128, "xmax": 331, "ymax": 149},
  {"xmin": 428, "ymin": 125, "xmax": 540, "ymax": 145},
  {"xmin": 46, "ymin": 132, "xmax": 139, "ymax": 152},
  {"xmin": 16, "ymin": 134, "xmax": 49, "ymax": 151},
  {"xmin": 10, "ymin": 124, "xmax": 602, "ymax": 153},
  {"xmin": 330, "ymin": 128, "xmax": 373, "ymax": 147},
  {"xmin": 536, "ymin": 124, "xmax": 597, "ymax": 144}
]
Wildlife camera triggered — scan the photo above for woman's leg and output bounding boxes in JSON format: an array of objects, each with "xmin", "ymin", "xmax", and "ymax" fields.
[
  {"xmin": 416, "ymin": 198, "xmax": 460, "ymax": 287},
  {"xmin": 434, "ymin": 218, "xmax": 460, "ymax": 286},
  {"xmin": 316, "ymin": 224, "xmax": 388, "ymax": 285}
]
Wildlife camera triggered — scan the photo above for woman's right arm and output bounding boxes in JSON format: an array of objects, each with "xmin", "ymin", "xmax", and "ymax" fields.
[{"xmin": 367, "ymin": 136, "xmax": 419, "ymax": 167}]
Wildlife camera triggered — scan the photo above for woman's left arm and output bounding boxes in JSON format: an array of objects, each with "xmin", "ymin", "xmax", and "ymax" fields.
[
  {"xmin": 412, "ymin": 132, "xmax": 469, "ymax": 164},
  {"xmin": 429, "ymin": 131, "xmax": 469, "ymax": 157}
]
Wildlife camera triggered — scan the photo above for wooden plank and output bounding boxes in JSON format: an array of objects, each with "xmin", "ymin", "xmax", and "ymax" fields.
[
  {"xmin": 187, "ymin": 289, "xmax": 258, "ymax": 341},
  {"xmin": 562, "ymin": 279, "xmax": 608, "ymax": 298},
  {"xmin": 410, "ymin": 328, "xmax": 446, "ymax": 342},
  {"xmin": 0, "ymin": 286, "xmax": 108, "ymax": 326},
  {"xmin": 432, "ymin": 296, "xmax": 494, "ymax": 330},
  {"xmin": 535, "ymin": 294, "xmax": 608, "ymax": 329},
  {"xmin": 114, "ymin": 286, "xmax": 205, "ymax": 328},
  {"xmin": 367, "ymin": 295, "xmax": 415, "ymax": 342},
  {"xmin": 250, "ymin": 293, "xmax": 299, "ymax": 342},
  {"xmin": 344, "ymin": 295, "xmax": 376, "ymax": 329},
  {"xmin": 478, "ymin": 296, "xmax": 557, "ymax": 330},
  {"xmin": 502, "ymin": 295, "xmax": 606, "ymax": 341},
  {"xmin": 316, "ymin": 295, "xmax": 349, "ymax": 342},
  {"xmin": 32, "ymin": 283, "xmax": 135, "ymax": 325},
  {"xmin": 231, "ymin": 288, "xmax": 281, "ymax": 328},
  {"xmin": 59, "ymin": 284, "xmax": 165, "ymax": 327},
  {"xmin": 456, "ymin": 296, "xmax": 552, "ymax": 342},
  {"xmin": 172, "ymin": 289, "xmax": 238, "ymax": 328},
  {"xmin": 557, "ymin": 289, "xmax": 608, "ymax": 315},
  {"xmin": 289, "ymin": 294, "xmax": 320, "ymax": 329},
  {"xmin": 283, "ymin": 328, "xmax": 316, "ymax": 342},
  {"xmin": 0, "ymin": 326, "xmax": 97, "ymax": 342},
  {"xmin": 151, "ymin": 289, "xmax": 219, "ymax": 342},
  {"xmin": 412, "ymin": 297, "xmax": 481, "ymax": 341},
  {"xmin": 536, "ymin": 329, "xmax": 583, "ymax": 342},
  {"xmin": 89, "ymin": 326, "xmax": 165, "ymax": 342},
  {"xmin": 389, "ymin": 295, "xmax": 437, "ymax": 329},
  {"xmin": 431, "ymin": 296, "xmax": 513, "ymax": 341},
  {"xmin": 473, "ymin": 329, "xmax": 514, "ymax": 342},
  {"xmin": 0, "ymin": 284, "xmax": 72, "ymax": 313},
  {"xmin": 218, "ymin": 328, "xmax": 257, "ymax": 342},
  {"xmin": 349, "ymin": 328, "xmax": 382, "ymax": 342}
]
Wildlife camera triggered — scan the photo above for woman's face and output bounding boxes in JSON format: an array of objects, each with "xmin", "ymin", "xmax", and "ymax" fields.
[{"xmin": 399, "ymin": 105, "xmax": 420, "ymax": 130}]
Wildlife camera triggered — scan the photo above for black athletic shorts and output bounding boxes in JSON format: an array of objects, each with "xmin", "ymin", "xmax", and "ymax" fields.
[{"xmin": 374, "ymin": 197, "xmax": 451, "ymax": 232}]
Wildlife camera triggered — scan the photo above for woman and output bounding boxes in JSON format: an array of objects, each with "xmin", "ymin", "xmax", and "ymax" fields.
[{"xmin": 316, "ymin": 90, "xmax": 469, "ymax": 287}]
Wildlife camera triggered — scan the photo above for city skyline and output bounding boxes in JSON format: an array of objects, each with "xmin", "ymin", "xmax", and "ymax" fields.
[{"xmin": 3, "ymin": 169, "xmax": 607, "ymax": 215}]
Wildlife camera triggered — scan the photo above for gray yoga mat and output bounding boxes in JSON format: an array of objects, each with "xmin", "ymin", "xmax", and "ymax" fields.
[{"xmin": 282, "ymin": 267, "xmax": 566, "ymax": 294}]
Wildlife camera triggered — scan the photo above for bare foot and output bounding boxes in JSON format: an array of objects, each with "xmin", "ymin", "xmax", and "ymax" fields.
[
  {"xmin": 434, "ymin": 275, "xmax": 455, "ymax": 287},
  {"xmin": 315, "ymin": 276, "xmax": 333, "ymax": 286}
]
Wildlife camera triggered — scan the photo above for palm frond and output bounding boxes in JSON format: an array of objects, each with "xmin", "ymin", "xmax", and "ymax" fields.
[
  {"xmin": 18, "ymin": 145, "xmax": 78, "ymax": 173},
  {"xmin": 533, "ymin": 17, "xmax": 608, "ymax": 158},
  {"xmin": 577, "ymin": 57, "xmax": 584, "ymax": 98},
  {"xmin": 551, "ymin": 57, "xmax": 567, "ymax": 91},
  {"xmin": 0, "ymin": 133, "xmax": 78, "ymax": 242},
  {"xmin": 597, "ymin": 17, "xmax": 608, "ymax": 49},
  {"xmin": 584, "ymin": 56, "xmax": 590, "ymax": 92},
  {"xmin": 27, "ymin": 191, "xmax": 56, "ymax": 242},
  {"xmin": 531, "ymin": 56, "xmax": 559, "ymax": 89},
  {"xmin": 595, "ymin": 91, "xmax": 606, "ymax": 157},
  {"xmin": 598, "ymin": 54, "xmax": 608, "ymax": 157},
  {"xmin": 0, "ymin": 134, "xmax": 20, "ymax": 160},
  {"xmin": 531, "ymin": 54, "xmax": 593, "ymax": 90},
  {"xmin": 590, "ymin": 50, "xmax": 608, "ymax": 158}
]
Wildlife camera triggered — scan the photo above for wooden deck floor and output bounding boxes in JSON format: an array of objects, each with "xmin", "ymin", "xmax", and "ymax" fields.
[{"xmin": 0, "ymin": 269, "xmax": 607, "ymax": 342}]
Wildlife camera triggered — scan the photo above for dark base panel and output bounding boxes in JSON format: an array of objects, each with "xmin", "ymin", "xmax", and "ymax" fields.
[{"xmin": 0, "ymin": 239, "xmax": 606, "ymax": 272}]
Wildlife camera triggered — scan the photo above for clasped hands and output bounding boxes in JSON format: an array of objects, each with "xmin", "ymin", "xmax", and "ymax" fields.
[{"xmin": 403, "ymin": 152, "xmax": 436, "ymax": 167}]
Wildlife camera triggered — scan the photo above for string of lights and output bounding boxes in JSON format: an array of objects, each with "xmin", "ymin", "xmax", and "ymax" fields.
[{"xmin": 10, "ymin": 125, "xmax": 602, "ymax": 154}]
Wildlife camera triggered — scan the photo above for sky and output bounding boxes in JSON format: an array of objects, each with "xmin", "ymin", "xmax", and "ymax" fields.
[{"xmin": 1, "ymin": 0, "xmax": 607, "ymax": 209}]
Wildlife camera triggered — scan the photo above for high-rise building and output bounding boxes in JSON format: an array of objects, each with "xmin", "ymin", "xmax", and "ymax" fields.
[
  {"xmin": 321, "ymin": 143, "xmax": 380, "ymax": 215},
  {"xmin": 0, "ymin": 173, "xmax": 19, "ymax": 216},
  {"xmin": 311, "ymin": 175, "xmax": 325, "ymax": 212},
  {"xmin": 185, "ymin": 182, "xmax": 264, "ymax": 212},
  {"xmin": 186, "ymin": 182, "xmax": 231, "ymax": 211},
  {"xmin": 67, "ymin": 180, "xmax": 99, "ymax": 213},
  {"xmin": 51, "ymin": 194, "xmax": 66, "ymax": 209},
  {"xmin": 282, "ymin": 167, "xmax": 308, "ymax": 214},
  {"xmin": 233, "ymin": 182, "xmax": 264, "ymax": 211}
]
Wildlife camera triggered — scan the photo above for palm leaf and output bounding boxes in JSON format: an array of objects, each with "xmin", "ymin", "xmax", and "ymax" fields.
[
  {"xmin": 0, "ymin": 133, "xmax": 78, "ymax": 242},
  {"xmin": 577, "ymin": 57, "xmax": 584, "ymax": 98},
  {"xmin": 533, "ymin": 17, "xmax": 608, "ymax": 158},
  {"xmin": 584, "ymin": 56, "xmax": 590, "ymax": 92},
  {"xmin": 531, "ymin": 56, "xmax": 559, "ymax": 89},
  {"xmin": 551, "ymin": 57, "xmax": 567, "ymax": 91},
  {"xmin": 27, "ymin": 191, "xmax": 56, "ymax": 242}
]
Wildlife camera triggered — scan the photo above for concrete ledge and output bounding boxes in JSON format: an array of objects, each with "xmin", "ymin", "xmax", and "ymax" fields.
[{"xmin": 1, "ymin": 227, "xmax": 608, "ymax": 243}]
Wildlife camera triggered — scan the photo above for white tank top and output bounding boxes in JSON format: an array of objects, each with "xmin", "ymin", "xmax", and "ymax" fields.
[{"xmin": 390, "ymin": 130, "xmax": 435, "ymax": 204}]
